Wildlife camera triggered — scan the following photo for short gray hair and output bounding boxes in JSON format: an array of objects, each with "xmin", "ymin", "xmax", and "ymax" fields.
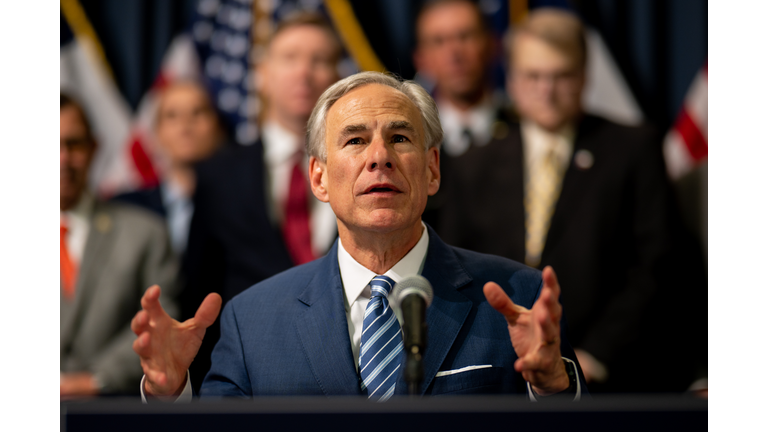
[{"xmin": 306, "ymin": 71, "xmax": 443, "ymax": 161}]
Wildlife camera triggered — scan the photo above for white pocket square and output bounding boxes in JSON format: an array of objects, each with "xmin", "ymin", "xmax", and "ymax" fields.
[{"xmin": 435, "ymin": 365, "xmax": 493, "ymax": 377}]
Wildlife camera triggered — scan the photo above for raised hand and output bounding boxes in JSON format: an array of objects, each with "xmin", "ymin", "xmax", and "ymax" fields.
[
  {"xmin": 131, "ymin": 285, "xmax": 222, "ymax": 396},
  {"xmin": 483, "ymin": 266, "xmax": 569, "ymax": 395}
]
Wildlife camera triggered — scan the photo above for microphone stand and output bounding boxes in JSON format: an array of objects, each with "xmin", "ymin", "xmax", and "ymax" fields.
[{"xmin": 401, "ymin": 295, "xmax": 427, "ymax": 396}]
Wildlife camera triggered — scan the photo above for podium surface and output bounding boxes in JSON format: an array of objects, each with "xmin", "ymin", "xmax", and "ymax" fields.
[{"xmin": 62, "ymin": 394, "xmax": 706, "ymax": 431}]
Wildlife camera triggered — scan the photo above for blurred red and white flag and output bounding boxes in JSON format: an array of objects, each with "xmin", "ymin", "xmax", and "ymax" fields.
[
  {"xmin": 663, "ymin": 62, "xmax": 708, "ymax": 180},
  {"xmin": 128, "ymin": 35, "xmax": 202, "ymax": 184},
  {"xmin": 60, "ymin": 0, "xmax": 136, "ymax": 197}
]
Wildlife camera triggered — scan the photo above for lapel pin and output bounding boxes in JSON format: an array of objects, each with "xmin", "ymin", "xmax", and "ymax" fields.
[
  {"xmin": 491, "ymin": 121, "xmax": 509, "ymax": 141},
  {"xmin": 574, "ymin": 149, "xmax": 594, "ymax": 170},
  {"xmin": 95, "ymin": 213, "xmax": 112, "ymax": 233}
]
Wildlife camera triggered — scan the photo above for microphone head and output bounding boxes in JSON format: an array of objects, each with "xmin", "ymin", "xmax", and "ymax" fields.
[{"xmin": 391, "ymin": 275, "xmax": 434, "ymax": 310}]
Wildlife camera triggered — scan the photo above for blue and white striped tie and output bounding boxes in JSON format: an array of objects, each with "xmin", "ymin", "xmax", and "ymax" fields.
[{"xmin": 359, "ymin": 275, "xmax": 403, "ymax": 401}]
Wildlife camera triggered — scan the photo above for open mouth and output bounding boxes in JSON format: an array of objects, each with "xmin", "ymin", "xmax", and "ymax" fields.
[{"xmin": 364, "ymin": 184, "xmax": 402, "ymax": 194}]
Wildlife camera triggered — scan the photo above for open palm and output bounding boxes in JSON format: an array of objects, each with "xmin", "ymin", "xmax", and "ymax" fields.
[
  {"xmin": 131, "ymin": 285, "xmax": 222, "ymax": 396},
  {"xmin": 483, "ymin": 266, "xmax": 569, "ymax": 395}
]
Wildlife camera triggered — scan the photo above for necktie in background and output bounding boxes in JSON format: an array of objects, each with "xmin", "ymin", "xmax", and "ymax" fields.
[
  {"xmin": 524, "ymin": 147, "xmax": 566, "ymax": 267},
  {"xmin": 282, "ymin": 154, "xmax": 314, "ymax": 265},
  {"xmin": 60, "ymin": 221, "xmax": 78, "ymax": 299},
  {"xmin": 359, "ymin": 275, "xmax": 403, "ymax": 401}
]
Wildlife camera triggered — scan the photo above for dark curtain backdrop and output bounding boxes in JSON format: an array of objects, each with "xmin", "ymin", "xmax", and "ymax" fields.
[{"xmin": 63, "ymin": 0, "xmax": 707, "ymax": 132}]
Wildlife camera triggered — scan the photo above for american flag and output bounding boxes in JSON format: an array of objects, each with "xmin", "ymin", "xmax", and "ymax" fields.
[
  {"xmin": 126, "ymin": 0, "xmax": 338, "ymax": 193},
  {"xmin": 663, "ymin": 62, "xmax": 708, "ymax": 180}
]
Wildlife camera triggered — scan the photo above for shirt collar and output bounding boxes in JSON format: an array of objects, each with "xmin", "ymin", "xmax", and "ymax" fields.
[
  {"xmin": 437, "ymin": 97, "xmax": 496, "ymax": 153},
  {"xmin": 337, "ymin": 222, "xmax": 430, "ymax": 309},
  {"xmin": 160, "ymin": 180, "xmax": 189, "ymax": 210},
  {"xmin": 262, "ymin": 121, "xmax": 305, "ymax": 166},
  {"xmin": 62, "ymin": 190, "xmax": 94, "ymax": 225},
  {"xmin": 520, "ymin": 119, "xmax": 576, "ymax": 169}
]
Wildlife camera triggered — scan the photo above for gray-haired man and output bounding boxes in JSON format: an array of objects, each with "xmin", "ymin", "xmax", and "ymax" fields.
[{"xmin": 132, "ymin": 72, "xmax": 586, "ymax": 400}]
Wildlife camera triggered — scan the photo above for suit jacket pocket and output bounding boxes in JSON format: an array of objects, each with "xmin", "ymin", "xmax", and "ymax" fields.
[{"xmin": 429, "ymin": 366, "xmax": 503, "ymax": 395}]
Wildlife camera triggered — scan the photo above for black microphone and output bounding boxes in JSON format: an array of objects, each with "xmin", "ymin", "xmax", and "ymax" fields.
[{"xmin": 391, "ymin": 275, "xmax": 434, "ymax": 395}]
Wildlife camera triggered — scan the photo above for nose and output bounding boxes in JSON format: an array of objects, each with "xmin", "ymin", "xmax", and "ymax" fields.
[
  {"xmin": 296, "ymin": 56, "xmax": 314, "ymax": 84},
  {"xmin": 534, "ymin": 74, "xmax": 557, "ymax": 100},
  {"xmin": 367, "ymin": 136, "xmax": 395, "ymax": 171}
]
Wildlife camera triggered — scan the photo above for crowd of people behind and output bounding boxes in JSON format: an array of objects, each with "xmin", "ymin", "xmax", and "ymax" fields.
[{"xmin": 60, "ymin": 0, "xmax": 706, "ymax": 399}]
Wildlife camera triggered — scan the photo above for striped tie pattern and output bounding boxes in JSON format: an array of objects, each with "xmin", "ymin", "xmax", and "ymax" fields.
[
  {"xmin": 525, "ymin": 148, "xmax": 566, "ymax": 267},
  {"xmin": 359, "ymin": 275, "xmax": 403, "ymax": 401}
]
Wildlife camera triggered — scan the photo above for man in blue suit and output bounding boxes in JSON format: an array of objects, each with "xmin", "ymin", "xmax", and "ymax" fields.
[{"xmin": 132, "ymin": 72, "xmax": 585, "ymax": 400}]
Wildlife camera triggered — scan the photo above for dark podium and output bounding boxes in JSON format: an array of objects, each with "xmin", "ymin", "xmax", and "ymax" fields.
[{"xmin": 62, "ymin": 394, "xmax": 706, "ymax": 432}]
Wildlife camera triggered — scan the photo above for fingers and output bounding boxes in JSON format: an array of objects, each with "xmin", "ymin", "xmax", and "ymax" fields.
[
  {"xmin": 532, "ymin": 286, "xmax": 560, "ymax": 344},
  {"xmin": 141, "ymin": 285, "xmax": 166, "ymax": 319},
  {"xmin": 145, "ymin": 369, "xmax": 168, "ymax": 388},
  {"xmin": 483, "ymin": 282, "xmax": 521, "ymax": 324},
  {"xmin": 541, "ymin": 266, "xmax": 561, "ymax": 299},
  {"xmin": 133, "ymin": 331, "xmax": 152, "ymax": 358},
  {"xmin": 194, "ymin": 293, "xmax": 223, "ymax": 329},
  {"xmin": 515, "ymin": 355, "xmax": 541, "ymax": 373},
  {"xmin": 131, "ymin": 310, "xmax": 149, "ymax": 336}
]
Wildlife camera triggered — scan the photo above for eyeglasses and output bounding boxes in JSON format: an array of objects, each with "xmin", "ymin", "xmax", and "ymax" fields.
[{"xmin": 514, "ymin": 69, "xmax": 582, "ymax": 89}]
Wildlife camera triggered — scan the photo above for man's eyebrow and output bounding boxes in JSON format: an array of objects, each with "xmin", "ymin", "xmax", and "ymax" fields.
[
  {"xmin": 386, "ymin": 121, "xmax": 417, "ymax": 134},
  {"xmin": 338, "ymin": 124, "xmax": 368, "ymax": 139}
]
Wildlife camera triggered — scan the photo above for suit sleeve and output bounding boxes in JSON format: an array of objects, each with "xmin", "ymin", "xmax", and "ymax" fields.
[
  {"xmin": 199, "ymin": 301, "xmax": 253, "ymax": 398},
  {"xmin": 91, "ymin": 213, "xmax": 179, "ymax": 394}
]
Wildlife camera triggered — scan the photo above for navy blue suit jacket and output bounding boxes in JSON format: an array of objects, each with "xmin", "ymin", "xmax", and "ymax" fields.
[{"xmin": 201, "ymin": 226, "xmax": 585, "ymax": 397}]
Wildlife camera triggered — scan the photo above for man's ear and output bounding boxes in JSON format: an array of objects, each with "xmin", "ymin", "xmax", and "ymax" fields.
[
  {"xmin": 309, "ymin": 156, "xmax": 329, "ymax": 203},
  {"xmin": 427, "ymin": 146, "xmax": 440, "ymax": 196}
]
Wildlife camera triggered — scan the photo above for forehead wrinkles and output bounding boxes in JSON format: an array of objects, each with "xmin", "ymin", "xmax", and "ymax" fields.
[{"xmin": 328, "ymin": 86, "xmax": 422, "ymax": 137}]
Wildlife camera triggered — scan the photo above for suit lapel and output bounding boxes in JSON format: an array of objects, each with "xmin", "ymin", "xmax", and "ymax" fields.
[
  {"xmin": 61, "ymin": 201, "xmax": 117, "ymax": 349},
  {"xmin": 397, "ymin": 227, "xmax": 474, "ymax": 396},
  {"xmin": 241, "ymin": 139, "xmax": 295, "ymax": 266},
  {"xmin": 544, "ymin": 116, "xmax": 600, "ymax": 259},
  {"xmin": 294, "ymin": 241, "xmax": 361, "ymax": 395},
  {"xmin": 502, "ymin": 124, "xmax": 528, "ymax": 262}
]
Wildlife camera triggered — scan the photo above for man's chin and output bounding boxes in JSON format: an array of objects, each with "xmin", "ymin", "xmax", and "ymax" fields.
[{"xmin": 359, "ymin": 210, "xmax": 420, "ymax": 233}]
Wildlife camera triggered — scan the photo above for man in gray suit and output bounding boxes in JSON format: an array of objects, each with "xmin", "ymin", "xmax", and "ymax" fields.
[{"xmin": 60, "ymin": 94, "xmax": 178, "ymax": 398}]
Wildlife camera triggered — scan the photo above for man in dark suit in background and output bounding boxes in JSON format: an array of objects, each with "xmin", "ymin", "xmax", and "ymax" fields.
[
  {"xmin": 180, "ymin": 13, "xmax": 342, "ymax": 390},
  {"xmin": 413, "ymin": 0, "xmax": 509, "ymax": 227},
  {"xmin": 113, "ymin": 81, "xmax": 224, "ymax": 257},
  {"xmin": 436, "ymin": 9, "xmax": 706, "ymax": 392},
  {"xmin": 60, "ymin": 94, "xmax": 178, "ymax": 398},
  {"xmin": 132, "ymin": 71, "xmax": 586, "ymax": 401}
]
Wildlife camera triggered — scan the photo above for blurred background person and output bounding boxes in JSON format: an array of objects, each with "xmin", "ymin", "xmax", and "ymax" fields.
[
  {"xmin": 413, "ymin": 0, "xmax": 509, "ymax": 227},
  {"xmin": 60, "ymin": 93, "xmax": 179, "ymax": 398},
  {"xmin": 113, "ymin": 81, "xmax": 224, "ymax": 257},
  {"xmin": 436, "ymin": 8, "xmax": 706, "ymax": 393},
  {"xmin": 413, "ymin": 0, "xmax": 498, "ymax": 159},
  {"xmin": 181, "ymin": 12, "xmax": 342, "ymax": 391}
]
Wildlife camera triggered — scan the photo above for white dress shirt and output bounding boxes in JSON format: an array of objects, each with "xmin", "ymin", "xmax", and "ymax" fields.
[
  {"xmin": 438, "ymin": 98, "xmax": 496, "ymax": 157},
  {"xmin": 337, "ymin": 222, "xmax": 430, "ymax": 370},
  {"xmin": 261, "ymin": 121, "xmax": 337, "ymax": 257},
  {"xmin": 159, "ymin": 181, "xmax": 193, "ymax": 255}
]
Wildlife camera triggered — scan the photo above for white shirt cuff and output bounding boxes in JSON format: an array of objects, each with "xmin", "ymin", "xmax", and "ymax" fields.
[{"xmin": 140, "ymin": 370, "xmax": 193, "ymax": 403}]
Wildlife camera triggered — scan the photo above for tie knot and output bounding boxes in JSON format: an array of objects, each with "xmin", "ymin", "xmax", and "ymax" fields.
[{"xmin": 370, "ymin": 275, "xmax": 395, "ymax": 298}]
